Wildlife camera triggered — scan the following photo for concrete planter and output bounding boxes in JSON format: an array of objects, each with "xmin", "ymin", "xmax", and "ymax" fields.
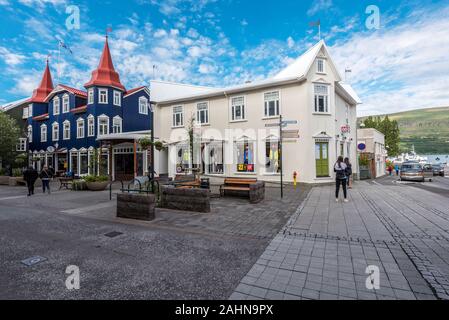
[
  {"xmin": 117, "ymin": 193, "xmax": 156, "ymax": 221},
  {"xmin": 0, "ymin": 176, "xmax": 10, "ymax": 185},
  {"xmin": 86, "ymin": 181, "xmax": 109, "ymax": 191},
  {"xmin": 359, "ymin": 166, "xmax": 371, "ymax": 180},
  {"xmin": 160, "ymin": 186, "xmax": 210, "ymax": 213}
]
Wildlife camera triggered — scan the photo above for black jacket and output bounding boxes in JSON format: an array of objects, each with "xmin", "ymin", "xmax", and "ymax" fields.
[
  {"xmin": 23, "ymin": 168, "xmax": 38, "ymax": 184},
  {"xmin": 39, "ymin": 169, "xmax": 53, "ymax": 180}
]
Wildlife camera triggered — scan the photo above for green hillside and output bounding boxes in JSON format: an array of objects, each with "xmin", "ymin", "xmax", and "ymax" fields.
[{"xmin": 359, "ymin": 106, "xmax": 449, "ymax": 154}]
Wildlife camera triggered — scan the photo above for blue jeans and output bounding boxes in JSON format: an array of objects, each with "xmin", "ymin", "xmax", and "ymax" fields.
[{"xmin": 42, "ymin": 179, "xmax": 50, "ymax": 193}]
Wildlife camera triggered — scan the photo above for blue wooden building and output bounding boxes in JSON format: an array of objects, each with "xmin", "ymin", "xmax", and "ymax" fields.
[{"xmin": 25, "ymin": 36, "xmax": 152, "ymax": 180}]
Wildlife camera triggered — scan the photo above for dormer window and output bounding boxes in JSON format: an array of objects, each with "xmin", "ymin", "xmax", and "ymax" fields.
[
  {"xmin": 62, "ymin": 94, "xmax": 70, "ymax": 113},
  {"xmin": 53, "ymin": 97, "xmax": 60, "ymax": 115},
  {"xmin": 88, "ymin": 88, "xmax": 94, "ymax": 104},
  {"xmin": 99, "ymin": 89, "xmax": 108, "ymax": 104},
  {"xmin": 113, "ymin": 90, "xmax": 121, "ymax": 106},
  {"xmin": 317, "ymin": 58, "xmax": 326, "ymax": 74}
]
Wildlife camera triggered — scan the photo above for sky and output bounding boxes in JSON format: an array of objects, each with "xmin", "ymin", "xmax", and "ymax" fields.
[{"xmin": 0, "ymin": 0, "xmax": 448, "ymax": 116}]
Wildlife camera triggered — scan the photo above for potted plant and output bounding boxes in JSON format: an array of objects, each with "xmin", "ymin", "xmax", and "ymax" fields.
[{"xmin": 84, "ymin": 175, "xmax": 110, "ymax": 191}]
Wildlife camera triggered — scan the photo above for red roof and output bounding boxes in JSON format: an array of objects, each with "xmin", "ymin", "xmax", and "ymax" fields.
[
  {"xmin": 124, "ymin": 86, "xmax": 146, "ymax": 97},
  {"xmin": 29, "ymin": 60, "xmax": 54, "ymax": 103},
  {"xmin": 32, "ymin": 113, "xmax": 49, "ymax": 121},
  {"xmin": 71, "ymin": 105, "xmax": 87, "ymax": 113},
  {"xmin": 59, "ymin": 84, "xmax": 87, "ymax": 97},
  {"xmin": 84, "ymin": 36, "xmax": 126, "ymax": 91}
]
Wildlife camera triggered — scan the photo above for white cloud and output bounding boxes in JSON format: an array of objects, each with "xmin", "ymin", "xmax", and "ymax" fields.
[
  {"xmin": 307, "ymin": 0, "xmax": 333, "ymax": 16},
  {"xmin": 0, "ymin": 47, "xmax": 26, "ymax": 66}
]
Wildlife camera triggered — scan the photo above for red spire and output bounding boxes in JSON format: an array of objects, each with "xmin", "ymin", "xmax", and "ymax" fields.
[
  {"xmin": 84, "ymin": 36, "xmax": 125, "ymax": 91},
  {"xmin": 30, "ymin": 59, "xmax": 54, "ymax": 103}
]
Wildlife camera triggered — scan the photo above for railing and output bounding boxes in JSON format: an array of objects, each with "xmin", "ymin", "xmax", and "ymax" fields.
[{"xmin": 109, "ymin": 178, "xmax": 161, "ymax": 201}]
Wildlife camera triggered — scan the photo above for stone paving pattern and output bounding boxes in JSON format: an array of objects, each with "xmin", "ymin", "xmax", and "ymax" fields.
[{"xmin": 231, "ymin": 180, "xmax": 449, "ymax": 300}]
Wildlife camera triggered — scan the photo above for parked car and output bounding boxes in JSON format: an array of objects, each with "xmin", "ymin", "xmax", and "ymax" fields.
[
  {"xmin": 400, "ymin": 162, "xmax": 426, "ymax": 182},
  {"xmin": 432, "ymin": 164, "xmax": 445, "ymax": 177},
  {"xmin": 422, "ymin": 164, "xmax": 434, "ymax": 181}
]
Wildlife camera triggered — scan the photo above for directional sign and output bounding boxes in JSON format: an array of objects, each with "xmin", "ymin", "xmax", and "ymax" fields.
[
  {"xmin": 282, "ymin": 130, "xmax": 300, "ymax": 139},
  {"xmin": 265, "ymin": 123, "xmax": 280, "ymax": 128},
  {"xmin": 282, "ymin": 120, "xmax": 298, "ymax": 125}
]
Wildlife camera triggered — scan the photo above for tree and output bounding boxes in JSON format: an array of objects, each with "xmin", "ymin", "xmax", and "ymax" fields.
[
  {"xmin": 0, "ymin": 111, "xmax": 21, "ymax": 165},
  {"xmin": 362, "ymin": 115, "xmax": 401, "ymax": 156}
]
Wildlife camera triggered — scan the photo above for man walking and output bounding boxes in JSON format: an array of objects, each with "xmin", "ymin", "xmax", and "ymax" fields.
[
  {"xmin": 23, "ymin": 166, "xmax": 38, "ymax": 196},
  {"xmin": 40, "ymin": 165, "xmax": 53, "ymax": 194}
]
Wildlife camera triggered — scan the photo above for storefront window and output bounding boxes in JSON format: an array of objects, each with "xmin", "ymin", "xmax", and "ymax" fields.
[
  {"xmin": 206, "ymin": 142, "xmax": 224, "ymax": 174},
  {"xmin": 71, "ymin": 153, "xmax": 78, "ymax": 176},
  {"xmin": 80, "ymin": 152, "xmax": 88, "ymax": 175},
  {"xmin": 176, "ymin": 144, "xmax": 190, "ymax": 174},
  {"xmin": 235, "ymin": 140, "xmax": 255, "ymax": 173},
  {"xmin": 100, "ymin": 151, "xmax": 108, "ymax": 176},
  {"xmin": 265, "ymin": 140, "xmax": 280, "ymax": 174}
]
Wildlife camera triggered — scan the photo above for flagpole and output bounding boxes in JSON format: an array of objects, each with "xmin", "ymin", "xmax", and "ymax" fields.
[
  {"xmin": 319, "ymin": 24, "xmax": 321, "ymax": 40},
  {"xmin": 57, "ymin": 41, "xmax": 61, "ymax": 85}
]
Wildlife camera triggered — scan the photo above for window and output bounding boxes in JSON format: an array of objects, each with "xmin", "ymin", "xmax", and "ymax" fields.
[
  {"xmin": 62, "ymin": 94, "xmax": 69, "ymax": 113},
  {"xmin": 231, "ymin": 96, "xmax": 245, "ymax": 121},
  {"xmin": 40, "ymin": 124, "xmax": 47, "ymax": 142},
  {"xmin": 28, "ymin": 104, "xmax": 33, "ymax": 118},
  {"xmin": 264, "ymin": 91, "xmax": 280, "ymax": 118},
  {"xmin": 53, "ymin": 97, "xmax": 60, "ymax": 115},
  {"xmin": 206, "ymin": 142, "xmax": 224, "ymax": 174},
  {"xmin": 23, "ymin": 106, "xmax": 29, "ymax": 119},
  {"xmin": 173, "ymin": 106, "xmax": 184, "ymax": 127},
  {"xmin": 28, "ymin": 125, "xmax": 32, "ymax": 143},
  {"xmin": 317, "ymin": 58, "xmax": 326, "ymax": 73},
  {"xmin": 265, "ymin": 140, "xmax": 281, "ymax": 174},
  {"xmin": 17, "ymin": 138, "xmax": 27, "ymax": 152},
  {"xmin": 87, "ymin": 115, "xmax": 95, "ymax": 137},
  {"xmin": 314, "ymin": 84, "xmax": 329, "ymax": 113},
  {"xmin": 175, "ymin": 143, "xmax": 191, "ymax": 173},
  {"xmin": 235, "ymin": 139, "xmax": 255, "ymax": 173},
  {"xmin": 99, "ymin": 89, "xmax": 108, "ymax": 104},
  {"xmin": 52, "ymin": 123, "xmax": 59, "ymax": 141},
  {"xmin": 196, "ymin": 102, "xmax": 209, "ymax": 125},
  {"xmin": 112, "ymin": 116, "xmax": 122, "ymax": 134},
  {"xmin": 70, "ymin": 151, "xmax": 78, "ymax": 175},
  {"xmin": 80, "ymin": 151, "xmax": 88, "ymax": 175},
  {"xmin": 113, "ymin": 91, "xmax": 121, "ymax": 106},
  {"xmin": 139, "ymin": 97, "xmax": 148, "ymax": 115},
  {"xmin": 77, "ymin": 118, "xmax": 85, "ymax": 139},
  {"xmin": 63, "ymin": 121, "xmax": 70, "ymax": 140},
  {"xmin": 98, "ymin": 115, "xmax": 109, "ymax": 136},
  {"xmin": 88, "ymin": 88, "xmax": 94, "ymax": 104}
]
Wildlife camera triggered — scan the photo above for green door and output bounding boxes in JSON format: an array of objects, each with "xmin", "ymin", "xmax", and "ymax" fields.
[{"xmin": 315, "ymin": 142, "xmax": 329, "ymax": 177}]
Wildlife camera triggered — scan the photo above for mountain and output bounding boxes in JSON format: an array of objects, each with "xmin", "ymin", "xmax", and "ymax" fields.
[{"xmin": 358, "ymin": 106, "xmax": 449, "ymax": 154}]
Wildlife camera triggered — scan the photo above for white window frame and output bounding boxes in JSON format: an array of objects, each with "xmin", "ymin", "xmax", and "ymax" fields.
[
  {"xmin": 62, "ymin": 94, "xmax": 70, "ymax": 113},
  {"xmin": 263, "ymin": 91, "xmax": 281, "ymax": 118},
  {"xmin": 77, "ymin": 118, "xmax": 85, "ymax": 139},
  {"xmin": 196, "ymin": 102, "xmax": 209, "ymax": 125},
  {"xmin": 52, "ymin": 122, "xmax": 59, "ymax": 141},
  {"xmin": 172, "ymin": 106, "xmax": 184, "ymax": 128},
  {"xmin": 314, "ymin": 84, "xmax": 330, "ymax": 113},
  {"xmin": 87, "ymin": 115, "xmax": 95, "ymax": 137},
  {"xmin": 113, "ymin": 90, "xmax": 121, "ymax": 107},
  {"xmin": 23, "ymin": 106, "xmax": 29, "ymax": 119},
  {"xmin": 63, "ymin": 120, "xmax": 70, "ymax": 140},
  {"xmin": 53, "ymin": 97, "xmax": 60, "ymax": 115},
  {"xmin": 317, "ymin": 58, "xmax": 326, "ymax": 74},
  {"xmin": 40, "ymin": 124, "xmax": 47, "ymax": 143},
  {"xmin": 88, "ymin": 88, "xmax": 94, "ymax": 105},
  {"xmin": 28, "ymin": 125, "xmax": 33, "ymax": 143},
  {"xmin": 139, "ymin": 97, "xmax": 149, "ymax": 115},
  {"xmin": 28, "ymin": 104, "xmax": 33, "ymax": 118},
  {"xmin": 98, "ymin": 88, "xmax": 108, "ymax": 104},
  {"xmin": 112, "ymin": 116, "xmax": 123, "ymax": 134},
  {"xmin": 17, "ymin": 138, "xmax": 27, "ymax": 152},
  {"xmin": 98, "ymin": 115, "xmax": 109, "ymax": 136},
  {"xmin": 230, "ymin": 96, "xmax": 246, "ymax": 122}
]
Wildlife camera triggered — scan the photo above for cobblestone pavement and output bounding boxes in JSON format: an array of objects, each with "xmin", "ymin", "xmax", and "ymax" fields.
[{"xmin": 231, "ymin": 180, "xmax": 449, "ymax": 300}]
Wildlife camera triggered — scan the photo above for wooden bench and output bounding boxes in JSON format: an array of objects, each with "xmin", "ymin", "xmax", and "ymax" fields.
[
  {"xmin": 220, "ymin": 178, "xmax": 265, "ymax": 203},
  {"xmin": 59, "ymin": 177, "xmax": 77, "ymax": 190}
]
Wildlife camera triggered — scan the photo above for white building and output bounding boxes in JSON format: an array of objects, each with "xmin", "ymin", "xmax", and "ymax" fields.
[
  {"xmin": 357, "ymin": 128, "xmax": 387, "ymax": 178},
  {"xmin": 152, "ymin": 40, "xmax": 362, "ymax": 184}
]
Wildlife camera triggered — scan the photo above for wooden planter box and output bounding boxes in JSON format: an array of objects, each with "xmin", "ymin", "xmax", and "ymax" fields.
[
  {"xmin": 117, "ymin": 193, "xmax": 156, "ymax": 221},
  {"xmin": 0, "ymin": 176, "xmax": 10, "ymax": 185}
]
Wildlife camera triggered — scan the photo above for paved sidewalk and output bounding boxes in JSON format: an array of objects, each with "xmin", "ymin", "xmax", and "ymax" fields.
[{"xmin": 231, "ymin": 181, "xmax": 449, "ymax": 300}]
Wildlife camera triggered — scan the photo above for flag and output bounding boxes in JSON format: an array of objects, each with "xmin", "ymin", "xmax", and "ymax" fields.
[
  {"xmin": 106, "ymin": 27, "xmax": 113, "ymax": 35},
  {"xmin": 309, "ymin": 20, "xmax": 320, "ymax": 27},
  {"xmin": 59, "ymin": 40, "xmax": 73, "ymax": 54}
]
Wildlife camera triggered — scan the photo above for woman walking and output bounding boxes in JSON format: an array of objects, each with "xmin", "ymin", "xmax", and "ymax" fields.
[
  {"xmin": 23, "ymin": 166, "xmax": 38, "ymax": 196},
  {"xmin": 40, "ymin": 166, "xmax": 53, "ymax": 194},
  {"xmin": 344, "ymin": 157, "xmax": 353, "ymax": 189},
  {"xmin": 334, "ymin": 156, "xmax": 348, "ymax": 203}
]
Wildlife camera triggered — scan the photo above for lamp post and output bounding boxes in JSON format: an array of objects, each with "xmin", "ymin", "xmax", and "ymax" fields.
[{"xmin": 150, "ymin": 102, "xmax": 155, "ymax": 193}]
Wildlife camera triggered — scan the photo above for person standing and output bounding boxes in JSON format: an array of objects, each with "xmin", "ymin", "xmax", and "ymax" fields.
[
  {"xmin": 40, "ymin": 165, "xmax": 53, "ymax": 194},
  {"xmin": 335, "ymin": 156, "xmax": 348, "ymax": 203},
  {"xmin": 23, "ymin": 167, "xmax": 38, "ymax": 196},
  {"xmin": 344, "ymin": 157, "xmax": 353, "ymax": 189},
  {"xmin": 395, "ymin": 164, "xmax": 400, "ymax": 176}
]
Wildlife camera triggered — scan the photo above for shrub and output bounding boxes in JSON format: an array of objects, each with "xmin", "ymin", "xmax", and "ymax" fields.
[
  {"xmin": 84, "ymin": 175, "xmax": 109, "ymax": 183},
  {"xmin": 12, "ymin": 168, "xmax": 23, "ymax": 177}
]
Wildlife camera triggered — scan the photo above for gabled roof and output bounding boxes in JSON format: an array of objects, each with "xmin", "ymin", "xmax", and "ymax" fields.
[
  {"xmin": 84, "ymin": 36, "xmax": 126, "ymax": 91},
  {"xmin": 150, "ymin": 80, "xmax": 217, "ymax": 102},
  {"xmin": 44, "ymin": 84, "xmax": 87, "ymax": 102},
  {"xmin": 29, "ymin": 60, "xmax": 54, "ymax": 103},
  {"xmin": 1, "ymin": 98, "xmax": 30, "ymax": 112},
  {"xmin": 274, "ymin": 40, "xmax": 342, "ymax": 81},
  {"xmin": 124, "ymin": 86, "xmax": 151, "ymax": 98}
]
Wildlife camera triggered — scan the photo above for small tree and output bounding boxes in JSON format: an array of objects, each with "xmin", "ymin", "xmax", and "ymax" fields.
[{"xmin": 0, "ymin": 111, "xmax": 21, "ymax": 165}]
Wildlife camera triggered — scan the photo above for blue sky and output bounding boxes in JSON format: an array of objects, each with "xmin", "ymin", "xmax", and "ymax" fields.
[{"xmin": 0, "ymin": 0, "xmax": 448, "ymax": 116}]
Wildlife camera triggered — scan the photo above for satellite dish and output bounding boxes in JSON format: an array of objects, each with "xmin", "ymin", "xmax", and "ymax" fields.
[{"xmin": 47, "ymin": 146, "xmax": 55, "ymax": 153}]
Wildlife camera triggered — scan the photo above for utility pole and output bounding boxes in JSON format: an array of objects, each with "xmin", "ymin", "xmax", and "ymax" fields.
[{"xmin": 279, "ymin": 115, "xmax": 284, "ymax": 199}]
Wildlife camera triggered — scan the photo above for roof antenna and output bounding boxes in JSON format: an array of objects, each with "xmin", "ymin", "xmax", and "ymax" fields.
[
  {"xmin": 153, "ymin": 65, "xmax": 158, "ymax": 79},
  {"xmin": 345, "ymin": 68, "xmax": 352, "ymax": 82}
]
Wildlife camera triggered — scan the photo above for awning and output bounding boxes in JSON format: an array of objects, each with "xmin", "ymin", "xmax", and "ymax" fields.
[{"xmin": 96, "ymin": 130, "xmax": 155, "ymax": 142}]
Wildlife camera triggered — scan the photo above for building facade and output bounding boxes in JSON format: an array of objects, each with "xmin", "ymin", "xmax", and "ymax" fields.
[
  {"xmin": 357, "ymin": 128, "xmax": 387, "ymax": 178},
  {"xmin": 152, "ymin": 40, "xmax": 361, "ymax": 184},
  {"xmin": 24, "ymin": 37, "xmax": 152, "ymax": 180}
]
